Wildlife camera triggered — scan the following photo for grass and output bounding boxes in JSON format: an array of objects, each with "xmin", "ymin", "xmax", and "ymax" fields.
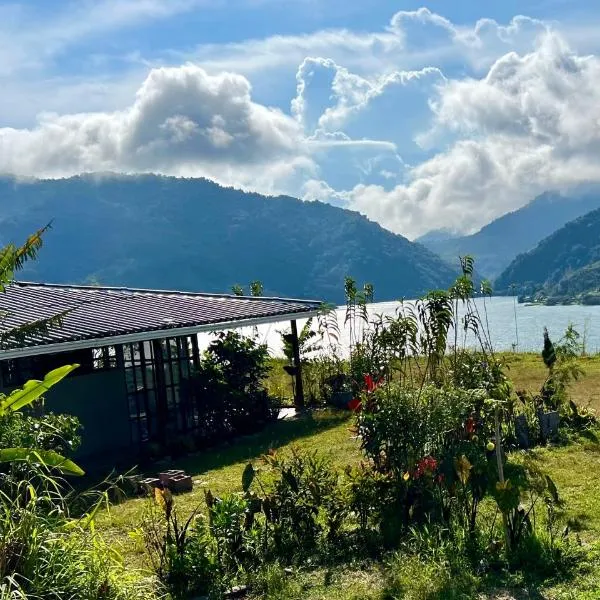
[
  {"xmin": 96, "ymin": 353, "xmax": 600, "ymax": 599},
  {"xmin": 98, "ymin": 410, "xmax": 359, "ymax": 570},
  {"xmin": 500, "ymin": 352, "xmax": 600, "ymax": 412}
]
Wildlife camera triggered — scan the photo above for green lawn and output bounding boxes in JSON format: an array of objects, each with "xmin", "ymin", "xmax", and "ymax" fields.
[{"xmin": 98, "ymin": 354, "xmax": 600, "ymax": 599}]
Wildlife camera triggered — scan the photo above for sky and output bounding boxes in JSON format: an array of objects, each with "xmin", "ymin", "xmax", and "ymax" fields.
[{"xmin": 1, "ymin": 0, "xmax": 600, "ymax": 239}]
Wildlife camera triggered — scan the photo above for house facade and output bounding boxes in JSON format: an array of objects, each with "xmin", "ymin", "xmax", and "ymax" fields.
[{"xmin": 0, "ymin": 283, "xmax": 321, "ymax": 461}]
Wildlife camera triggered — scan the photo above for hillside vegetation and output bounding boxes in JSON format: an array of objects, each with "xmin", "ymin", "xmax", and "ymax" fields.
[
  {"xmin": 495, "ymin": 205, "xmax": 600, "ymax": 304},
  {"xmin": 419, "ymin": 190, "xmax": 600, "ymax": 279},
  {"xmin": 0, "ymin": 174, "xmax": 456, "ymax": 302}
]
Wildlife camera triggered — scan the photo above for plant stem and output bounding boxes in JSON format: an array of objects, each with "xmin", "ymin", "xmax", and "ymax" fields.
[{"xmin": 495, "ymin": 407, "xmax": 511, "ymax": 552}]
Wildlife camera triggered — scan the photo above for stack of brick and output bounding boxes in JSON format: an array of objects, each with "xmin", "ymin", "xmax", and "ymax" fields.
[
  {"xmin": 139, "ymin": 469, "xmax": 193, "ymax": 494},
  {"xmin": 159, "ymin": 469, "xmax": 193, "ymax": 493}
]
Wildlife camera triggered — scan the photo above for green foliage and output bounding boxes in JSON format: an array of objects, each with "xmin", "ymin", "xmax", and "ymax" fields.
[
  {"xmin": 143, "ymin": 487, "xmax": 214, "ymax": 598},
  {"xmin": 185, "ymin": 331, "xmax": 277, "ymax": 444},
  {"xmin": 231, "ymin": 280, "xmax": 264, "ymax": 297},
  {"xmin": 0, "ymin": 175, "xmax": 457, "ymax": 303},
  {"xmin": 0, "ymin": 470, "xmax": 154, "ymax": 599},
  {"xmin": 0, "ymin": 365, "xmax": 83, "ymax": 476},
  {"xmin": 0, "ymin": 412, "xmax": 81, "ymax": 457}
]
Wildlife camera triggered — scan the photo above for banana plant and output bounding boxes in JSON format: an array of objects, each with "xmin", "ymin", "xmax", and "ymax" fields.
[{"xmin": 0, "ymin": 364, "xmax": 84, "ymax": 476}]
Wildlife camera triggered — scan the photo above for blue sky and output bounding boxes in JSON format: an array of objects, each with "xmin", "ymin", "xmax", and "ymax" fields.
[{"xmin": 1, "ymin": 0, "xmax": 600, "ymax": 238}]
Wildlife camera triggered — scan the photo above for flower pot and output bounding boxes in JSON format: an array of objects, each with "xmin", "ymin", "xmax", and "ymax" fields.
[
  {"xmin": 330, "ymin": 390, "xmax": 353, "ymax": 409},
  {"xmin": 538, "ymin": 410, "xmax": 560, "ymax": 441},
  {"xmin": 514, "ymin": 414, "xmax": 530, "ymax": 449}
]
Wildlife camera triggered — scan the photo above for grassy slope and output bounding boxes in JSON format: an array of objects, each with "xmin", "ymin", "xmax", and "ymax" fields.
[{"xmin": 98, "ymin": 354, "xmax": 600, "ymax": 599}]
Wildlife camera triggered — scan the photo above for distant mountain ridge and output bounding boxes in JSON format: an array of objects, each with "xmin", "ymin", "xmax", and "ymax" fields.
[
  {"xmin": 0, "ymin": 174, "xmax": 457, "ymax": 303},
  {"xmin": 495, "ymin": 206, "xmax": 600, "ymax": 303},
  {"xmin": 418, "ymin": 190, "xmax": 600, "ymax": 280}
]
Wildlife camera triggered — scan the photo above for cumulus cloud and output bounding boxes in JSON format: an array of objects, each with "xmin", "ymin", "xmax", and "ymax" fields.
[
  {"xmin": 0, "ymin": 65, "xmax": 308, "ymax": 190},
  {"xmin": 3, "ymin": 6, "xmax": 600, "ymax": 241},
  {"xmin": 293, "ymin": 56, "xmax": 444, "ymax": 135},
  {"xmin": 345, "ymin": 33, "xmax": 600, "ymax": 237}
]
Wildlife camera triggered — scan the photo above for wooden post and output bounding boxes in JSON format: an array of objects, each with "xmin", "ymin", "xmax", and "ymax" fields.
[
  {"xmin": 152, "ymin": 339, "xmax": 169, "ymax": 447},
  {"xmin": 290, "ymin": 320, "xmax": 305, "ymax": 410}
]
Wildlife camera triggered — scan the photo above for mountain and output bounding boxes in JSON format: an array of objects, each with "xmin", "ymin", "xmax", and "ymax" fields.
[
  {"xmin": 419, "ymin": 190, "xmax": 600, "ymax": 280},
  {"xmin": 0, "ymin": 174, "xmax": 457, "ymax": 303},
  {"xmin": 495, "ymin": 206, "xmax": 600, "ymax": 303}
]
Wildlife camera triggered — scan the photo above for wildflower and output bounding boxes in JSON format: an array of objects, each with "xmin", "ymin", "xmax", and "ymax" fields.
[
  {"xmin": 414, "ymin": 456, "xmax": 438, "ymax": 479},
  {"xmin": 486, "ymin": 441, "xmax": 496, "ymax": 452},
  {"xmin": 403, "ymin": 472, "xmax": 410, "ymax": 481}
]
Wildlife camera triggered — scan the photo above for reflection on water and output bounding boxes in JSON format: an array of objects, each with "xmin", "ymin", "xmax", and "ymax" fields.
[{"xmin": 199, "ymin": 297, "xmax": 600, "ymax": 357}]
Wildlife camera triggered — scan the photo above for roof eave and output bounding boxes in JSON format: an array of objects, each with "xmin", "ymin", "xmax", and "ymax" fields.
[{"xmin": 0, "ymin": 308, "xmax": 321, "ymax": 361}]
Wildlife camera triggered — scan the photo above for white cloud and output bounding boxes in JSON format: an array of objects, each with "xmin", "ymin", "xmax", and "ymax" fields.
[
  {"xmin": 184, "ymin": 9, "xmax": 550, "ymax": 79},
  {"xmin": 4, "ymin": 5, "xmax": 600, "ymax": 242},
  {"xmin": 345, "ymin": 33, "xmax": 600, "ymax": 238},
  {"xmin": 0, "ymin": 65, "xmax": 309, "ymax": 192}
]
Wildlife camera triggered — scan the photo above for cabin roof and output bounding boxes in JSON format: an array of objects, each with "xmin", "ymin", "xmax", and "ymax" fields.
[{"xmin": 0, "ymin": 282, "xmax": 322, "ymax": 359}]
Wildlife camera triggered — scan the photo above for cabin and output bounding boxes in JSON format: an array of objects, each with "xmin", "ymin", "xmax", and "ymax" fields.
[{"xmin": 0, "ymin": 282, "xmax": 321, "ymax": 461}]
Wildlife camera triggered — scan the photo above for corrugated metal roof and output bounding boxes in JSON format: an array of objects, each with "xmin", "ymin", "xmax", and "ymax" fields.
[{"xmin": 0, "ymin": 282, "xmax": 322, "ymax": 358}]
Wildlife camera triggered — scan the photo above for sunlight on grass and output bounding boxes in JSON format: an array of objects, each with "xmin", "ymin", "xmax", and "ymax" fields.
[{"xmin": 99, "ymin": 410, "xmax": 358, "ymax": 570}]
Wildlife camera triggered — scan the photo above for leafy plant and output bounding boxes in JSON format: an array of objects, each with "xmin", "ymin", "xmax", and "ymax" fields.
[
  {"xmin": 0, "ymin": 365, "xmax": 83, "ymax": 476},
  {"xmin": 184, "ymin": 331, "xmax": 277, "ymax": 445},
  {"xmin": 143, "ymin": 487, "xmax": 214, "ymax": 598}
]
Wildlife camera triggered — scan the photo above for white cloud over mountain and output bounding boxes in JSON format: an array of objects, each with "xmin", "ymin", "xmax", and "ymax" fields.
[
  {"xmin": 2, "ymin": 6, "xmax": 600, "ymax": 237},
  {"xmin": 0, "ymin": 66, "xmax": 310, "ymax": 190}
]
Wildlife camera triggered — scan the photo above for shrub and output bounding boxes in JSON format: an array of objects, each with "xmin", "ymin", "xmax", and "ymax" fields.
[
  {"xmin": 0, "ymin": 412, "xmax": 81, "ymax": 457},
  {"xmin": 241, "ymin": 448, "xmax": 350, "ymax": 561},
  {"xmin": 143, "ymin": 487, "xmax": 215, "ymax": 599},
  {"xmin": 183, "ymin": 331, "xmax": 277, "ymax": 445}
]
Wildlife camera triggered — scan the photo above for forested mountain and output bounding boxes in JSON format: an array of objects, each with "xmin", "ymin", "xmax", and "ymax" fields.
[
  {"xmin": 0, "ymin": 174, "xmax": 457, "ymax": 303},
  {"xmin": 418, "ymin": 190, "xmax": 600, "ymax": 279},
  {"xmin": 495, "ymin": 206, "xmax": 600, "ymax": 303}
]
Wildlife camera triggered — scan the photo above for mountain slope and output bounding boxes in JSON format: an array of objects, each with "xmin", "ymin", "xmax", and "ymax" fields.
[
  {"xmin": 0, "ymin": 174, "xmax": 457, "ymax": 303},
  {"xmin": 495, "ymin": 206, "xmax": 600, "ymax": 300},
  {"xmin": 419, "ymin": 190, "xmax": 600, "ymax": 279}
]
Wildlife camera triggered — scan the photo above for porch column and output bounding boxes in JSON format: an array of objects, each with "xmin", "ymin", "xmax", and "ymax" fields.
[{"xmin": 290, "ymin": 320, "xmax": 305, "ymax": 409}]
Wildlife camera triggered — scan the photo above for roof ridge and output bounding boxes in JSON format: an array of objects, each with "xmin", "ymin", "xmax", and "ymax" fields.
[{"xmin": 13, "ymin": 281, "xmax": 322, "ymax": 305}]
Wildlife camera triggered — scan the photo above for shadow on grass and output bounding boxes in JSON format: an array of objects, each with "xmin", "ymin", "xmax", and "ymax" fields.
[{"xmin": 168, "ymin": 409, "xmax": 352, "ymax": 478}]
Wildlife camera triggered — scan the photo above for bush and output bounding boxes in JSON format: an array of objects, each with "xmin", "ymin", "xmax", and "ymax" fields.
[
  {"xmin": 183, "ymin": 331, "xmax": 277, "ymax": 445},
  {"xmin": 0, "ymin": 411, "xmax": 81, "ymax": 457}
]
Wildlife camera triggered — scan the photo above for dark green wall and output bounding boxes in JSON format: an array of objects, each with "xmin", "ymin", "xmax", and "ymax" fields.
[{"xmin": 45, "ymin": 370, "xmax": 131, "ymax": 460}]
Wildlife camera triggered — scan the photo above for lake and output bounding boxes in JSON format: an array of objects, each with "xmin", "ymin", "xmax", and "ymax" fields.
[{"xmin": 200, "ymin": 297, "xmax": 600, "ymax": 357}]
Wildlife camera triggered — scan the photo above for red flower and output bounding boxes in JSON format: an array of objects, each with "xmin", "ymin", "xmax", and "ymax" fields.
[
  {"xmin": 348, "ymin": 397, "xmax": 362, "ymax": 412},
  {"xmin": 363, "ymin": 374, "xmax": 381, "ymax": 393},
  {"xmin": 414, "ymin": 456, "xmax": 438, "ymax": 479}
]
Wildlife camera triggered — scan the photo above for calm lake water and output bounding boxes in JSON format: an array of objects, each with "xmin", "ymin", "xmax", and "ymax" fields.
[{"xmin": 200, "ymin": 297, "xmax": 600, "ymax": 357}]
